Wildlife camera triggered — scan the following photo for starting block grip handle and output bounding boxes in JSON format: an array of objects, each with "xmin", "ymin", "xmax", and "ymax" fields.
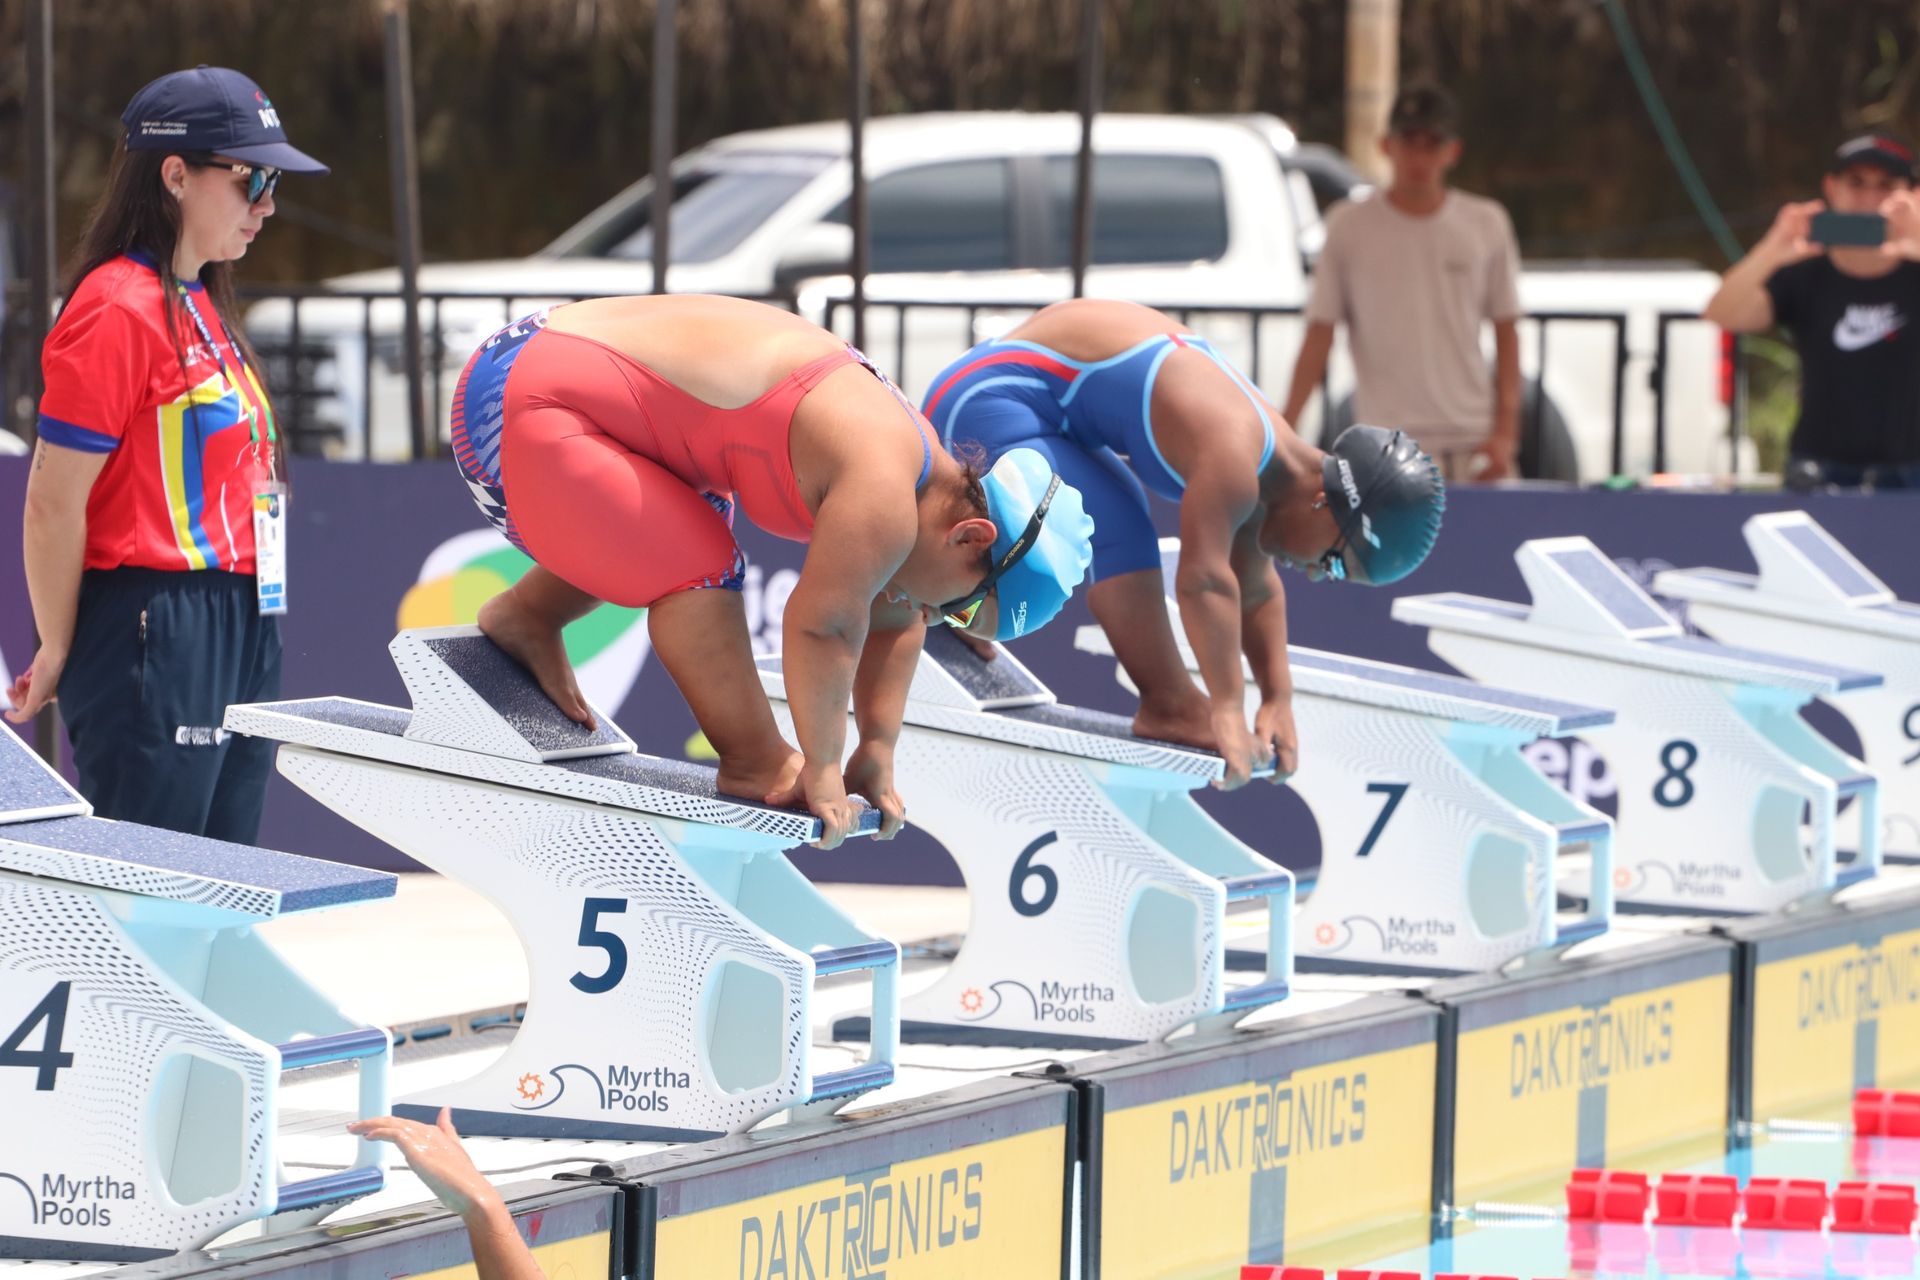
[
  {"xmin": 1225, "ymin": 871, "xmax": 1292, "ymax": 902},
  {"xmin": 1221, "ymin": 871, "xmax": 1292, "ymax": 1016},
  {"xmin": 807, "ymin": 941, "xmax": 898, "ymax": 1103},
  {"xmin": 809, "ymin": 1062, "xmax": 895, "ymax": 1101},
  {"xmin": 1222, "ymin": 979, "xmax": 1290, "ymax": 1012},
  {"xmin": 275, "ymin": 1028, "xmax": 390, "ymax": 1071},
  {"xmin": 275, "ymin": 1166, "xmax": 385, "ymax": 1213},
  {"xmin": 1557, "ymin": 820, "xmax": 1610, "ymax": 845},
  {"xmin": 811, "ymin": 941, "xmax": 897, "ymax": 976},
  {"xmin": 1555, "ymin": 819, "xmax": 1615, "ymax": 950},
  {"xmin": 274, "ymin": 1026, "xmax": 391, "ymax": 1207}
]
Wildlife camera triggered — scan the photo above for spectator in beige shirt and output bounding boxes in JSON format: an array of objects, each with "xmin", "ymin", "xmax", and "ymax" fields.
[{"xmin": 1284, "ymin": 84, "xmax": 1524, "ymax": 482}]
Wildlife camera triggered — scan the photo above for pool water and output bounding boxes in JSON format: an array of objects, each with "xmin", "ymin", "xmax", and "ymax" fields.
[{"xmin": 1339, "ymin": 1127, "xmax": 1920, "ymax": 1280}]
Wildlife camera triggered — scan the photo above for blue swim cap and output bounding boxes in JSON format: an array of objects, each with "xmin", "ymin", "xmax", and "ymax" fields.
[
  {"xmin": 978, "ymin": 448, "xmax": 1095, "ymax": 640},
  {"xmin": 1320, "ymin": 425, "xmax": 1446, "ymax": 585}
]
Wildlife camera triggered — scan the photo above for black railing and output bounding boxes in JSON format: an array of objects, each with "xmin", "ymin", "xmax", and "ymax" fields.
[
  {"xmin": 225, "ymin": 285, "xmax": 1736, "ymax": 478},
  {"xmin": 821, "ymin": 296, "xmax": 1311, "ymax": 389},
  {"xmin": 233, "ymin": 286, "xmax": 795, "ymax": 460},
  {"xmin": 828, "ymin": 297, "xmax": 1657, "ymax": 479},
  {"xmin": 1653, "ymin": 310, "xmax": 1742, "ymax": 477}
]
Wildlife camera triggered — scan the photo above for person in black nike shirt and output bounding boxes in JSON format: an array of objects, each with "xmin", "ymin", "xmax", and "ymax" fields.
[{"xmin": 1706, "ymin": 132, "xmax": 1920, "ymax": 489}]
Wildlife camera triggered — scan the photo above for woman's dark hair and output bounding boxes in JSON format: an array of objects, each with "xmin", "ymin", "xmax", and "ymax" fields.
[
  {"xmin": 949, "ymin": 440, "xmax": 991, "ymax": 518},
  {"xmin": 64, "ymin": 140, "xmax": 280, "ymax": 475},
  {"xmin": 948, "ymin": 440, "xmax": 994, "ymax": 575}
]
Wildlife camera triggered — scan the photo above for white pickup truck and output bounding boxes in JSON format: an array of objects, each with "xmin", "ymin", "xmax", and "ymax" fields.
[{"xmin": 247, "ymin": 111, "xmax": 1737, "ymax": 479}]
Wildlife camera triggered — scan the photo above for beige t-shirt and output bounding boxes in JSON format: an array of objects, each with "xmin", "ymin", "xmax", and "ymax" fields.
[{"xmin": 1306, "ymin": 190, "xmax": 1522, "ymax": 452}]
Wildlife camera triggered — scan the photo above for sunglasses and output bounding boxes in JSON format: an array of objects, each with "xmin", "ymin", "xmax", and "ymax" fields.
[
  {"xmin": 189, "ymin": 157, "xmax": 282, "ymax": 204},
  {"xmin": 935, "ymin": 473, "xmax": 1061, "ymax": 629}
]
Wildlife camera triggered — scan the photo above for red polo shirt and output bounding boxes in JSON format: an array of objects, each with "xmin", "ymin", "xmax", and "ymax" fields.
[{"xmin": 37, "ymin": 252, "xmax": 273, "ymax": 574}]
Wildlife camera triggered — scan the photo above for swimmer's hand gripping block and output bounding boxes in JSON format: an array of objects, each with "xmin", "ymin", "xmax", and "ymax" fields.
[
  {"xmin": 764, "ymin": 627, "xmax": 1293, "ymax": 1049},
  {"xmin": 1076, "ymin": 540, "xmax": 1616, "ymax": 975}
]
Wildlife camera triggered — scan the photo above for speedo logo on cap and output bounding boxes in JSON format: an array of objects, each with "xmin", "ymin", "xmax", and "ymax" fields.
[
  {"xmin": 1011, "ymin": 601, "xmax": 1029, "ymax": 636},
  {"xmin": 1336, "ymin": 458, "xmax": 1363, "ymax": 510}
]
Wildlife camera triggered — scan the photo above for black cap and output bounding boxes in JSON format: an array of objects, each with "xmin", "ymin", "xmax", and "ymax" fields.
[
  {"xmin": 1830, "ymin": 132, "xmax": 1916, "ymax": 182},
  {"xmin": 1319, "ymin": 425, "xmax": 1446, "ymax": 585},
  {"xmin": 122, "ymin": 66, "xmax": 328, "ymax": 174},
  {"xmin": 1387, "ymin": 84, "xmax": 1458, "ymax": 140}
]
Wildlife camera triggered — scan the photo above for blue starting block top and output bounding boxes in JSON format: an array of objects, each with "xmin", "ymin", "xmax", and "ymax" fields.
[
  {"xmin": 1656, "ymin": 512, "xmax": 1920, "ymax": 642},
  {"xmin": 228, "ymin": 628, "xmax": 881, "ymax": 843},
  {"xmin": 226, "ymin": 696, "xmax": 879, "ymax": 844},
  {"xmin": 411, "ymin": 631, "xmax": 634, "ymax": 760},
  {"xmin": 1393, "ymin": 537, "xmax": 1882, "ymax": 697},
  {"xmin": 0, "ymin": 724, "xmax": 89, "ymax": 825},
  {"xmin": 1285, "ymin": 646, "xmax": 1611, "ymax": 734},
  {"xmin": 1075, "ymin": 625, "xmax": 1612, "ymax": 738},
  {"xmin": 757, "ymin": 647, "xmax": 1255, "ymax": 783},
  {"xmin": 0, "ymin": 814, "xmax": 393, "ymax": 919},
  {"xmin": 394, "ymin": 627, "xmax": 635, "ymax": 764},
  {"xmin": 0, "ymin": 720, "xmax": 389, "ymax": 916},
  {"xmin": 1105, "ymin": 537, "xmax": 1613, "ymax": 737},
  {"xmin": 916, "ymin": 628, "xmax": 1054, "ymax": 708}
]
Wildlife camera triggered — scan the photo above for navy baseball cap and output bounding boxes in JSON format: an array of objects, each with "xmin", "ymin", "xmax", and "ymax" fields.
[
  {"xmin": 122, "ymin": 66, "xmax": 328, "ymax": 174},
  {"xmin": 1831, "ymin": 132, "xmax": 1917, "ymax": 182}
]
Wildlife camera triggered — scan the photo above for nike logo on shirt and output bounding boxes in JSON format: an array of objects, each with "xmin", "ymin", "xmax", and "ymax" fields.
[{"xmin": 1834, "ymin": 303, "xmax": 1906, "ymax": 351}]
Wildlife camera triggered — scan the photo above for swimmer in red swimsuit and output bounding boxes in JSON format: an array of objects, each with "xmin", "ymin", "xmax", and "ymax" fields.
[{"xmin": 451, "ymin": 295, "xmax": 1094, "ymax": 849}]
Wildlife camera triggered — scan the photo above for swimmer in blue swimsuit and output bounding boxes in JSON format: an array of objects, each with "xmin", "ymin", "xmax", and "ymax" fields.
[{"xmin": 924, "ymin": 299, "xmax": 1446, "ymax": 789}]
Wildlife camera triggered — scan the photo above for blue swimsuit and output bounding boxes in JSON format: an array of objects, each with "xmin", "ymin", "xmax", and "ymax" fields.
[{"xmin": 921, "ymin": 333, "xmax": 1275, "ymax": 581}]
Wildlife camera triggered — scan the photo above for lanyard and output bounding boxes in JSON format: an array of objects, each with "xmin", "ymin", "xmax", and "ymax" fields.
[{"xmin": 177, "ymin": 287, "xmax": 278, "ymax": 477}]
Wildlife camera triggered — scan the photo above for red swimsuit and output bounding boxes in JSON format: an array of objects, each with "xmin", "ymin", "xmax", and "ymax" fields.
[{"xmin": 488, "ymin": 324, "xmax": 900, "ymax": 607}]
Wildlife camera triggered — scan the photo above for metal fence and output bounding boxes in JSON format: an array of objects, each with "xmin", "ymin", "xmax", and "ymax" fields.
[
  {"xmin": 835, "ymin": 297, "xmax": 1734, "ymax": 480},
  {"xmin": 231, "ymin": 285, "xmax": 1736, "ymax": 480},
  {"xmin": 236, "ymin": 286, "xmax": 796, "ymax": 460}
]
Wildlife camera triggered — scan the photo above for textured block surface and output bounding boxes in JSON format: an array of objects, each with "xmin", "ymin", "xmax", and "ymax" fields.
[
  {"xmin": 0, "ymin": 724, "xmax": 88, "ymax": 823},
  {"xmin": 921, "ymin": 627, "xmax": 1051, "ymax": 704},
  {"xmin": 422, "ymin": 634, "xmax": 630, "ymax": 754},
  {"xmin": 0, "ymin": 815, "xmax": 394, "ymax": 914},
  {"xmin": 241, "ymin": 698, "xmax": 878, "ymax": 838},
  {"xmin": 1648, "ymin": 635, "xmax": 1880, "ymax": 690}
]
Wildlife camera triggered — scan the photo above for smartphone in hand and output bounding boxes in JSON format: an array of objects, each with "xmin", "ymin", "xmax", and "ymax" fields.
[{"xmin": 1810, "ymin": 211, "xmax": 1888, "ymax": 247}]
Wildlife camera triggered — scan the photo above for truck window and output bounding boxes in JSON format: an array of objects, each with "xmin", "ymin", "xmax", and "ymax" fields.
[
  {"xmin": 825, "ymin": 159, "xmax": 1014, "ymax": 272},
  {"xmin": 1040, "ymin": 155, "xmax": 1229, "ymax": 267},
  {"xmin": 552, "ymin": 153, "xmax": 833, "ymax": 264}
]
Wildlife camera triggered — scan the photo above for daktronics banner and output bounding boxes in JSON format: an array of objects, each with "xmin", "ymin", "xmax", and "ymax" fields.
[{"xmin": 3, "ymin": 457, "xmax": 1918, "ymax": 879}]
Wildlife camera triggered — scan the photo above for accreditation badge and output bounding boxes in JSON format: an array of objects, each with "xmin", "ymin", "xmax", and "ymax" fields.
[{"xmin": 252, "ymin": 483, "xmax": 290, "ymax": 616}]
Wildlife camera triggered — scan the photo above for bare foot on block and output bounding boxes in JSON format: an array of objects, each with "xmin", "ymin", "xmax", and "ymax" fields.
[
  {"xmin": 718, "ymin": 745, "xmax": 804, "ymax": 805},
  {"xmin": 1131, "ymin": 690, "xmax": 1217, "ymax": 751},
  {"xmin": 478, "ymin": 590, "xmax": 596, "ymax": 729}
]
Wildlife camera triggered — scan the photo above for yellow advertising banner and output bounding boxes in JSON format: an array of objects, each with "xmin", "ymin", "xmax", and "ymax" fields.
[
  {"xmin": 1751, "ymin": 923, "xmax": 1920, "ymax": 1122},
  {"xmin": 1452, "ymin": 971, "xmax": 1731, "ymax": 1207},
  {"xmin": 654, "ymin": 1124, "xmax": 1067, "ymax": 1280},
  {"xmin": 1100, "ymin": 1040, "xmax": 1436, "ymax": 1279}
]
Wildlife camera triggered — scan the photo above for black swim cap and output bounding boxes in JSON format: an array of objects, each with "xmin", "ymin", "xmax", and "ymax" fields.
[{"xmin": 1319, "ymin": 425, "xmax": 1446, "ymax": 585}]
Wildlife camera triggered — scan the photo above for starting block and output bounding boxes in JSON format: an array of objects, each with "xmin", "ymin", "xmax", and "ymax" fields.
[
  {"xmin": 760, "ymin": 628, "xmax": 1294, "ymax": 1047},
  {"xmin": 0, "ymin": 725, "xmax": 394, "ymax": 1262},
  {"xmin": 222, "ymin": 626, "xmax": 898, "ymax": 1141},
  {"xmin": 1395, "ymin": 536, "xmax": 1884, "ymax": 914},
  {"xmin": 1655, "ymin": 512, "xmax": 1920, "ymax": 858},
  {"xmin": 1077, "ymin": 539, "xmax": 1616, "ymax": 974}
]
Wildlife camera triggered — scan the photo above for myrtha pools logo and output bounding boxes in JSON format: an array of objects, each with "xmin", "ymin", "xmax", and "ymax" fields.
[{"xmin": 510, "ymin": 1063, "xmax": 691, "ymax": 1115}]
